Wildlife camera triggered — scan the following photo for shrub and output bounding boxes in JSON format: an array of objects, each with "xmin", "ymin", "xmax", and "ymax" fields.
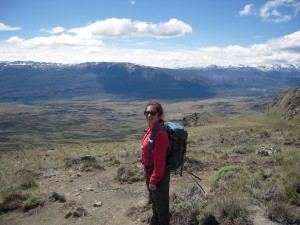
[
  {"xmin": 22, "ymin": 191, "xmax": 47, "ymax": 212},
  {"xmin": 170, "ymin": 200, "xmax": 200, "ymax": 225},
  {"xmin": 0, "ymin": 191, "xmax": 48, "ymax": 213},
  {"xmin": 211, "ymin": 194, "xmax": 253, "ymax": 225},
  {"xmin": 64, "ymin": 156, "xmax": 105, "ymax": 171},
  {"xmin": 267, "ymin": 201, "xmax": 300, "ymax": 224},
  {"xmin": 0, "ymin": 193, "xmax": 28, "ymax": 213},
  {"xmin": 170, "ymin": 185, "xmax": 207, "ymax": 225},
  {"xmin": 223, "ymin": 146, "xmax": 254, "ymax": 155},
  {"xmin": 210, "ymin": 165, "xmax": 246, "ymax": 188},
  {"xmin": 115, "ymin": 165, "xmax": 144, "ymax": 183}
]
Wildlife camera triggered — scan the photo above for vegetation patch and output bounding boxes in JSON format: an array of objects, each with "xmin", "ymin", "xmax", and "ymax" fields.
[
  {"xmin": 0, "ymin": 193, "xmax": 28, "ymax": 213},
  {"xmin": 266, "ymin": 201, "xmax": 300, "ymax": 224},
  {"xmin": 126, "ymin": 204, "xmax": 151, "ymax": 223},
  {"xmin": 213, "ymin": 194, "xmax": 252, "ymax": 225},
  {"xmin": 64, "ymin": 155, "xmax": 105, "ymax": 171},
  {"xmin": 223, "ymin": 145, "xmax": 254, "ymax": 155},
  {"xmin": 22, "ymin": 191, "xmax": 48, "ymax": 212},
  {"xmin": 171, "ymin": 200, "xmax": 200, "ymax": 225},
  {"xmin": 115, "ymin": 164, "xmax": 144, "ymax": 183},
  {"xmin": 170, "ymin": 186, "xmax": 206, "ymax": 225},
  {"xmin": 0, "ymin": 191, "xmax": 47, "ymax": 213},
  {"xmin": 210, "ymin": 165, "xmax": 246, "ymax": 188},
  {"xmin": 102, "ymin": 155, "xmax": 121, "ymax": 166}
]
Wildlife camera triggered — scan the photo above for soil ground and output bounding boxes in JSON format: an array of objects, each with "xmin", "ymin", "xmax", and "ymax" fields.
[{"xmin": 0, "ymin": 163, "xmax": 279, "ymax": 225}]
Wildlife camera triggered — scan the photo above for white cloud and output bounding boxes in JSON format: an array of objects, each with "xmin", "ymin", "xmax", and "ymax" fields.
[
  {"xmin": 6, "ymin": 33, "xmax": 104, "ymax": 49},
  {"xmin": 240, "ymin": 0, "xmax": 300, "ymax": 23},
  {"xmin": 1, "ymin": 18, "xmax": 299, "ymax": 67},
  {"xmin": 0, "ymin": 22, "xmax": 21, "ymax": 31},
  {"xmin": 266, "ymin": 31, "xmax": 300, "ymax": 52},
  {"xmin": 42, "ymin": 26, "xmax": 66, "ymax": 34},
  {"xmin": 6, "ymin": 36, "xmax": 24, "ymax": 43},
  {"xmin": 260, "ymin": 0, "xmax": 300, "ymax": 23},
  {"xmin": 68, "ymin": 18, "xmax": 192, "ymax": 38},
  {"xmin": 4, "ymin": 18, "xmax": 191, "ymax": 50},
  {"xmin": 239, "ymin": 4, "xmax": 255, "ymax": 16}
]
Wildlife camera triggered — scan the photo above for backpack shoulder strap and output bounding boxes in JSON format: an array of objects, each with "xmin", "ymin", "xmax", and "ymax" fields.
[
  {"xmin": 147, "ymin": 125, "xmax": 167, "ymax": 166},
  {"xmin": 149, "ymin": 125, "xmax": 167, "ymax": 143}
]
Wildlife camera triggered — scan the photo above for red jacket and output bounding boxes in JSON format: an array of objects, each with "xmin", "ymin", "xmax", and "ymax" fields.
[{"xmin": 142, "ymin": 122, "xmax": 169, "ymax": 185}]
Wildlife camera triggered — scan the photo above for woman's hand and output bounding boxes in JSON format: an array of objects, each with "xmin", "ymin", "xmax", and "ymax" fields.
[{"xmin": 149, "ymin": 183, "xmax": 157, "ymax": 191}]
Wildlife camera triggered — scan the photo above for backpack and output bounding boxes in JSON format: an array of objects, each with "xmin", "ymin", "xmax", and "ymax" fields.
[{"xmin": 148, "ymin": 121, "xmax": 188, "ymax": 175}]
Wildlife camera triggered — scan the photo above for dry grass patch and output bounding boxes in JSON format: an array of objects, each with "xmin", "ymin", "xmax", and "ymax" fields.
[{"xmin": 115, "ymin": 164, "xmax": 144, "ymax": 183}]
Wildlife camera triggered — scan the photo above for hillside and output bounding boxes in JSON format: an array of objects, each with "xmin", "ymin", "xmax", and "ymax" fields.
[
  {"xmin": 265, "ymin": 86, "xmax": 300, "ymax": 118},
  {"xmin": 0, "ymin": 90, "xmax": 300, "ymax": 225}
]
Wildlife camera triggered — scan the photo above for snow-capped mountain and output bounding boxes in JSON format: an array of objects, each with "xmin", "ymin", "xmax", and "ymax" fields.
[{"xmin": 0, "ymin": 61, "xmax": 299, "ymax": 102}]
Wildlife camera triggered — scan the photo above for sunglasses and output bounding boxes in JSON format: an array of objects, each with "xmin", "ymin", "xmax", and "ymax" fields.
[{"xmin": 144, "ymin": 111, "xmax": 157, "ymax": 116}]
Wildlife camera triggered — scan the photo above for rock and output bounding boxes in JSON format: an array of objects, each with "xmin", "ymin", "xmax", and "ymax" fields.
[
  {"xmin": 93, "ymin": 201, "xmax": 102, "ymax": 207},
  {"xmin": 65, "ymin": 207, "xmax": 88, "ymax": 218},
  {"xmin": 256, "ymin": 146, "xmax": 281, "ymax": 157},
  {"xmin": 38, "ymin": 168, "xmax": 60, "ymax": 178},
  {"xmin": 183, "ymin": 112, "xmax": 211, "ymax": 127},
  {"xmin": 73, "ymin": 207, "xmax": 87, "ymax": 217},
  {"xmin": 50, "ymin": 192, "xmax": 66, "ymax": 203}
]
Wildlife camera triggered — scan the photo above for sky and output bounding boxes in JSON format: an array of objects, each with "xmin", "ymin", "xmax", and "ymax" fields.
[{"xmin": 0, "ymin": 0, "xmax": 300, "ymax": 68}]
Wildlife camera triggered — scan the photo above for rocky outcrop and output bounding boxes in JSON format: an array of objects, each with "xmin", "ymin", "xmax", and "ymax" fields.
[
  {"xmin": 183, "ymin": 112, "xmax": 212, "ymax": 127},
  {"xmin": 265, "ymin": 87, "xmax": 300, "ymax": 119}
]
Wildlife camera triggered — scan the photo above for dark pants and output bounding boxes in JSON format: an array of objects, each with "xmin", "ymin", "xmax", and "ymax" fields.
[{"xmin": 146, "ymin": 170, "xmax": 170, "ymax": 225}]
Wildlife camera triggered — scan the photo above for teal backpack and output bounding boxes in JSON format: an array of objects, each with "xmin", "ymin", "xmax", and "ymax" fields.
[{"xmin": 148, "ymin": 121, "xmax": 188, "ymax": 175}]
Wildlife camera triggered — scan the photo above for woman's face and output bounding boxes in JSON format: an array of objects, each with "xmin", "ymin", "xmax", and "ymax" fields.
[{"xmin": 144, "ymin": 105, "xmax": 161, "ymax": 126}]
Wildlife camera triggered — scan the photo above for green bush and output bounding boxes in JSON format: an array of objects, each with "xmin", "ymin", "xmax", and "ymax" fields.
[
  {"xmin": 210, "ymin": 165, "xmax": 246, "ymax": 188},
  {"xmin": 171, "ymin": 200, "xmax": 200, "ymax": 225},
  {"xmin": 22, "ymin": 191, "xmax": 47, "ymax": 212}
]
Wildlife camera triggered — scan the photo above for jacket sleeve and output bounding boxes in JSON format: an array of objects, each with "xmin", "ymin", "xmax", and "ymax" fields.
[{"xmin": 149, "ymin": 129, "xmax": 169, "ymax": 185}]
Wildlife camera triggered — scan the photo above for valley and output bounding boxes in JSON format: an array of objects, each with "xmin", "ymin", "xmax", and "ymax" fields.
[{"xmin": 0, "ymin": 95, "xmax": 272, "ymax": 151}]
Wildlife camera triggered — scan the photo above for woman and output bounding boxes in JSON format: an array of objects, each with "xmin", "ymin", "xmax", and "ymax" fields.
[{"xmin": 141, "ymin": 101, "xmax": 170, "ymax": 225}]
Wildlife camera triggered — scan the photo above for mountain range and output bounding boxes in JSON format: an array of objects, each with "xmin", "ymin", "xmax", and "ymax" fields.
[{"xmin": 0, "ymin": 61, "xmax": 299, "ymax": 102}]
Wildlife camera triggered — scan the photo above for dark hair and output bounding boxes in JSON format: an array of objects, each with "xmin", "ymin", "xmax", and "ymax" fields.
[{"xmin": 145, "ymin": 101, "xmax": 164, "ymax": 122}]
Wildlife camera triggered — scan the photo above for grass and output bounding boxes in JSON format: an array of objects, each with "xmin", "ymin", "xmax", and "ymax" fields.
[{"xmin": 223, "ymin": 145, "xmax": 254, "ymax": 155}]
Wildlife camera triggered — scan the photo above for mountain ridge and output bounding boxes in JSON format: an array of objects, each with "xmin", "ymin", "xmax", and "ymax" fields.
[
  {"xmin": 0, "ymin": 61, "xmax": 299, "ymax": 102},
  {"xmin": 1, "ymin": 61, "xmax": 300, "ymax": 71}
]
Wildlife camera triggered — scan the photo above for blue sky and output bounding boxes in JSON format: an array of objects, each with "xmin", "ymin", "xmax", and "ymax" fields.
[{"xmin": 0, "ymin": 0, "xmax": 299, "ymax": 68}]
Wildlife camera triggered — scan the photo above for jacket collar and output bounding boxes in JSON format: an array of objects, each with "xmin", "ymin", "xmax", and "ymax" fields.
[{"xmin": 148, "ymin": 121, "xmax": 164, "ymax": 131}]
